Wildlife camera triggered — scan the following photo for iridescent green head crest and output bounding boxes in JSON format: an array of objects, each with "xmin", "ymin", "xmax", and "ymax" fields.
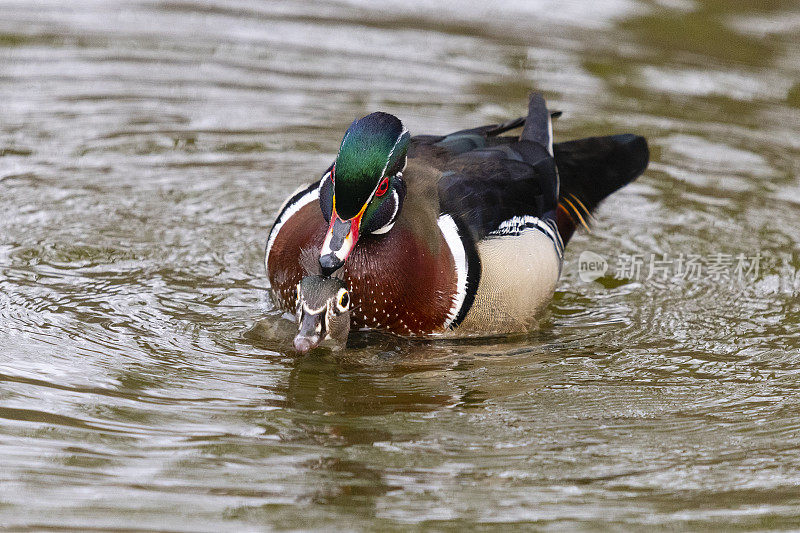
[{"xmin": 333, "ymin": 112, "xmax": 409, "ymax": 219}]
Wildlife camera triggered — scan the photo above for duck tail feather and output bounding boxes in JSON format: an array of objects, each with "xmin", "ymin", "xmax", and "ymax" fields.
[
  {"xmin": 553, "ymin": 133, "xmax": 649, "ymax": 244},
  {"xmin": 520, "ymin": 92, "xmax": 552, "ymax": 150}
]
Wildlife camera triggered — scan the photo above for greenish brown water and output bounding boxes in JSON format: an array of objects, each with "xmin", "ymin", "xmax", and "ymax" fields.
[{"xmin": 1, "ymin": 0, "xmax": 800, "ymax": 530}]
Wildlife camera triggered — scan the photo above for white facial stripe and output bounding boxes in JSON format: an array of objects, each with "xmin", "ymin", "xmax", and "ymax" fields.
[
  {"xmin": 437, "ymin": 214, "xmax": 467, "ymax": 329},
  {"xmin": 371, "ymin": 189, "xmax": 400, "ymax": 235},
  {"xmin": 380, "ymin": 127, "xmax": 408, "ymax": 178},
  {"xmin": 547, "ymin": 113, "xmax": 553, "ymax": 157},
  {"xmin": 266, "ymin": 186, "xmax": 320, "ymax": 274}
]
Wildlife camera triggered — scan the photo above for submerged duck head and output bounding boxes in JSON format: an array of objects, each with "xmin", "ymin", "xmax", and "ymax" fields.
[
  {"xmin": 319, "ymin": 112, "xmax": 410, "ymax": 275},
  {"xmin": 293, "ymin": 275, "xmax": 352, "ymax": 354}
]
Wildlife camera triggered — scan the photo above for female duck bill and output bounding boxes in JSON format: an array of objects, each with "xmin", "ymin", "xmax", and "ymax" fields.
[{"xmin": 293, "ymin": 307, "xmax": 326, "ymax": 354}]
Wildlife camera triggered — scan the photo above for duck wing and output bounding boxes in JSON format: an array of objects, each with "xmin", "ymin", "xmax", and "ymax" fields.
[{"xmin": 437, "ymin": 142, "xmax": 558, "ymax": 243}]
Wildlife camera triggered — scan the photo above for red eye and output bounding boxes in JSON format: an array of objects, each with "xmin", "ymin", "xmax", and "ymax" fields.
[{"xmin": 375, "ymin": 177, "xmax": 389, "ymax": 197}]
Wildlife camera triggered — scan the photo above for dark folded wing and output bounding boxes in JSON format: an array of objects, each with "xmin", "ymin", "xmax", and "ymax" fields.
[{"xmin": 437, "ymin": 141, "xmax": 558, "ymax": 242}]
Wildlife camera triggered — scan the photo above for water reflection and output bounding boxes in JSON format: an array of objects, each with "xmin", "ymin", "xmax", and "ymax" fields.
[{"xmin": 282, "ymin": 353, "xmax": 455, "ymax": 416}]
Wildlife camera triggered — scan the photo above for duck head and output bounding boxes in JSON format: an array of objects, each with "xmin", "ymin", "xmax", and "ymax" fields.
[
  {"xmin": 319, "ymin": 112, "xmax": 410, "ymax": 275},
  {"xmin": 293, "ymin": 275, "xmax": 352, "ymax": 354}
]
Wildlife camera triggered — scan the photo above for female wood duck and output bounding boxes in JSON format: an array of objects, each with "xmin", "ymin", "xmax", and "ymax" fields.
[{"xmin": 266, "ymin": 93, "xmax": 648, "ymax": 347}]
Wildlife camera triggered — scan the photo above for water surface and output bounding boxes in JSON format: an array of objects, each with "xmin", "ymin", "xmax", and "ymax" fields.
[{"xmin": 1, "ymin": 0, "xmax": 800, "ymax": 529}]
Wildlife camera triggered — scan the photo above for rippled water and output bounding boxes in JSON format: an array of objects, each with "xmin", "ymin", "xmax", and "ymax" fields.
[{"xmin": 2, "ymin": 0, "xmax": 800, "ymax": 529}]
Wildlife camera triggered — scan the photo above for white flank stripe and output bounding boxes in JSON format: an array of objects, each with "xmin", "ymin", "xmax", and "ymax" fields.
[
  {"xmin": 437, "ymin": 214, "xmax": 467, "ymax": 329},
  {"xmin": 547, "ymin": 113, "xmax": 554, "ymax": 156},
  {"xmin": 265, "ymin": 186, "xmax": 320, "ymax": 275}
]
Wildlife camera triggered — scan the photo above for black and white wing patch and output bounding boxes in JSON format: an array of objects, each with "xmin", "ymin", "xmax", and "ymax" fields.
[{"xmin": 489, "ymin": 215, "xmax": 564, "ymax": 269}]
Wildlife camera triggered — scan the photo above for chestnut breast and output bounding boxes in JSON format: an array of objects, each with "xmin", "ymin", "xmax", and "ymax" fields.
[{"xmin": 267, "ymin": 202, "xmax": 458, "ymax": 335}]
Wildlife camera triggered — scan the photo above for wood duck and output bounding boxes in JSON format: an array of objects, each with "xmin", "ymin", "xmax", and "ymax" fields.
[{"xmin": 266, "ymin": 93, "xmax": 649, "ymax": 341}]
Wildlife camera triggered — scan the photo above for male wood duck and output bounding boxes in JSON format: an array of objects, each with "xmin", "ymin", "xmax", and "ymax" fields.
[{"xmin": 266, "ymin": 93, "xmax": 648, "ymax": 346}]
